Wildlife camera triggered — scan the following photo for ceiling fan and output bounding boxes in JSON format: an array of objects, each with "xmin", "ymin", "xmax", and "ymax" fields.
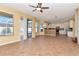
[{"xmin": 29, "ymin": 3, "xmax": 49, "ymax": 13}]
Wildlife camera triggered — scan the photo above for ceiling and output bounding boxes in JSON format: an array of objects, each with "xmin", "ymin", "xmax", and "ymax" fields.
[{"xmin": 0, "ymin": 3, "xmax": 79, "ymax": 23}]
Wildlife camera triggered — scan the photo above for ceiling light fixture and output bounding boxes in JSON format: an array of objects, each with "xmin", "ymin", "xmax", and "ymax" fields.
[{"xmin": 36, "ymin": 8, "xmax": 41, "ymax": 11}]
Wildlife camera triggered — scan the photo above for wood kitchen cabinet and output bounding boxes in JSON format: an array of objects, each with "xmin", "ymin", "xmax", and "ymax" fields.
[{"xmin": 44, "ymin": 28, "xmax": 56, "ymax": 36}]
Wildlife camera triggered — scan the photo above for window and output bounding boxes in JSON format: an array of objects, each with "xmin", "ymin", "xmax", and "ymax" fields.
[
  {"xmin": 0, "ymin": 12, "xmax": 13, "ymax": 36},
  {"xmin": 43, "ymin": 23, "xmax": 47, "ymax": 28},
  {"xmin": 40, "ymin": 22, "xmax": 43, "ymax": 32}
]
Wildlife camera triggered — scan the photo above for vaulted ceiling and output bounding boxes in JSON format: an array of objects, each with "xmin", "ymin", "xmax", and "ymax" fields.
[{"xmin": 0, "ymin": 3, "xmax": 79, "ymax": 23}]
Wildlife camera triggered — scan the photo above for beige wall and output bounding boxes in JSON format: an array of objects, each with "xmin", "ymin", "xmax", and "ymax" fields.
[
  {"xmin": 32, "ymin": 18, "xmax": 36, "ymax": 38},
  {"xmin": 69, "ymin": 19, "xmax": 74, "ymax": 28},
  {"xmin": 0, "ymin": 6, "xmax": 23, "ymax": 46},
  {"xmin": 75, "ymin": 10, "xmax": 78, "ymax": 37},
  {"xmin": 0, "ymin": 14, "xmax": 20, "ymax": 46},
  {"xmin": 0, "ymin": 6, "xmax": 47, "ymax": 46},
  {"xmin": 73, "ymin": 17, "xmax": 75, "ymax": 38},
  {"xmin": 72, "ymin": 8, "xmax": 79, "ymax": 44},
  {"xmin": 73, "ymin": 9, "xmax": 78, "ymax": 38},
  {"xmin": 35, "ymin": 20, "xmax": 40, "ymax": 36}
]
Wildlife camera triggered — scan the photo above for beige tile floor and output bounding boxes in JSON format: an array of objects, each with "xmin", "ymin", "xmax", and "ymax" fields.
[{"xmin": 0, "ymin": 35, "xmax": 79, "ymax": 56}]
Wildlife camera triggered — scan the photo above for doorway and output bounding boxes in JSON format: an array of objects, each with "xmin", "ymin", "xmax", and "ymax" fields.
[
  {"xmin": 56, "ymin": 26, "xmax": 60, "ymax": 36},
  {"xmin": 27, "ymin": 19, "xmax": 32, "ymax": 38}
]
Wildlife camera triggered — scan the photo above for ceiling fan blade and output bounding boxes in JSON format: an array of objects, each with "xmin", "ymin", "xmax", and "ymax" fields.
[
  {"xmin": 32, "ymin": 9, "xmax": 37, "ymax": 12},
  {"xmin": 38, "ymin": 3, "xmax": 42, "ymax": 6},
  {"xmin": 29, "ymin": 5, "xmax": 37, "ymax": 8},
  {"xmin": 38, "ymin": 3, "xmax": 42, "ymax": 7},
  {"xmin": 41, "ymin": 7, "xmax": 49, "ymax": 9},
  {"xmin": 40, "ymin": 10, "xmax": 43, "ymax": 13}
]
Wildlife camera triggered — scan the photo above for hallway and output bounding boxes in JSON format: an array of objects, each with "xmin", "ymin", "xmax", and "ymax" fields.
[{"xmin": 0, "ymin": 35, "xmax": 79, "ymax": 56}]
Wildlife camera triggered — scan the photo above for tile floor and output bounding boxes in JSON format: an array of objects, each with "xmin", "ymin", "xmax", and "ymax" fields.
[{"xmin": 0, "ymin": 35, "xmax": 79, "ymax": 56}]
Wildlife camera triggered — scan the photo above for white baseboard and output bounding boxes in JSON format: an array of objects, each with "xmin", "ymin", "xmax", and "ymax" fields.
[{"xmin": 0, "ymin": 40, "xmax": 20, "ymax": 46}]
